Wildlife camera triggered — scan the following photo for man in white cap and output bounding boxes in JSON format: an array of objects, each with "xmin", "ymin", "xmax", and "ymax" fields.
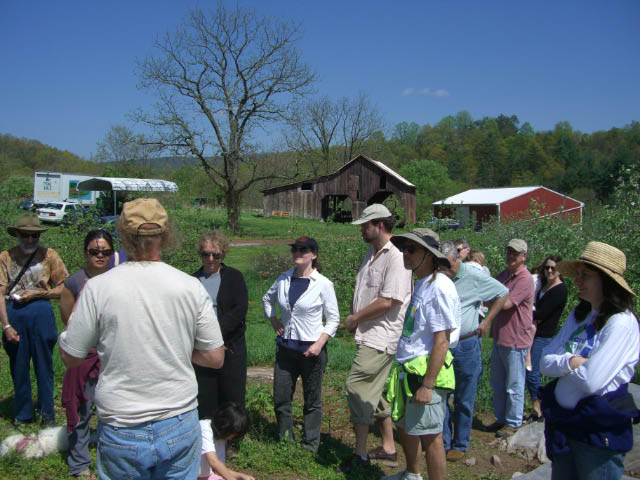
[
  {"xmin": 486, "ymin": 238, "xmax": 534, "ymax": 438},
  {"xmin": 60, "ymin": 198, "xmax": 225, "ymax": 479},
  {"xmin": 339, "ymin": 204, "xmax": 412, "ymax": 472}
]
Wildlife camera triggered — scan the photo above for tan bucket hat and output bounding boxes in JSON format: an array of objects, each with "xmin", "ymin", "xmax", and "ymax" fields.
[
  {"xmin": 557, "ymin": 241, "xmax": 635, "ymax": 297},
  {"xmin": 7, "ymin": 214, "xmax": 48, "ymax": 237}
]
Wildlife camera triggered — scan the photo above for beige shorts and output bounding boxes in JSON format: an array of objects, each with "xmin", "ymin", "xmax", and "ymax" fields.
[
  {"xmin": 345, "ymin": 345, "xmax": 395, "ymax": 424},
  {"xmin": 395, "ymin": 387, "xmax": 447, "ymax": 436}
]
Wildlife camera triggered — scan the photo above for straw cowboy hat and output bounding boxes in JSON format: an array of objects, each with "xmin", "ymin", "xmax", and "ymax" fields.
[
  {"xmin": 7, "ymin": 214, "xmax": 48, "ymax": 237},
  {"xmin": 557, "ymin": 241, "xmax": 636, "ymax": 297}
]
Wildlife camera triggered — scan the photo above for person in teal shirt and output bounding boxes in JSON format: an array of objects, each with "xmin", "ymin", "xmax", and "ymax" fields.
[{"xmin": 438, "ymin": 241, "xmax": 509, "ymax": 461}]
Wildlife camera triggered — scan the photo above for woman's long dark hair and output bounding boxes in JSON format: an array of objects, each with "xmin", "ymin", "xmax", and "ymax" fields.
[
  {"xmin": 537, "ymin": 254, "xmax": 563, "ymax": 288},
  {"xmin": 574, "ymin": 264, "xmax": 635, "ymax": 331}
]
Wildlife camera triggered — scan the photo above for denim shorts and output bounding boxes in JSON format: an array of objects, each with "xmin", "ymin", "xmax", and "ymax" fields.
[
  {"xmin": 97, "ymin": 408, "xmax": 201, "ymax": 480},
  {"xmin": 396, "ymin": 387, "xmax": 447, "ymax": 435}
]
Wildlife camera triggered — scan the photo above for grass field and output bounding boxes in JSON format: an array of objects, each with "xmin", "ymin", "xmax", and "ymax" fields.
[{"xmin": 0, "ymin": 202, "xmax": 637, "ymax": 479}]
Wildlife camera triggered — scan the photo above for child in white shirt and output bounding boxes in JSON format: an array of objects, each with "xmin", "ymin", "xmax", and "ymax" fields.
[{"xmin": 198, "ymin": 403, "xmax": 255, "ymax": 480}]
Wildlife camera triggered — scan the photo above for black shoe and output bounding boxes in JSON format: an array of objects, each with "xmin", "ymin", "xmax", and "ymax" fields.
[
  {"xmin": 485, "ymin": 421, "xmax": 504, "ymax": 433},
  {"xmin": 40, "ymin": 417, "xmax": 56, "ymax": 427},
  {"xmin": 336, "ymin": 453, "xmax": 371, "ymax": 473},
  {"xmin": 13, "ymin": 418, "xmax": 33, "ymax": 428},
  {"xmin": 525, "ymin": 413, "xmax": 543, "ymax": 424}
]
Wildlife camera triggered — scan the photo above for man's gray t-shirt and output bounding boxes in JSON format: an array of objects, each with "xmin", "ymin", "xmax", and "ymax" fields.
[{"xmin": 61, "ymin": 261, "xmax": 223, "ymax": 427}]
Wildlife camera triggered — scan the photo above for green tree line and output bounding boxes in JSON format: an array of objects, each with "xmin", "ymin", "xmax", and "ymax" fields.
[{"xmin": 3, "ymin": 111, "xmax": 639, "ymax": 220}]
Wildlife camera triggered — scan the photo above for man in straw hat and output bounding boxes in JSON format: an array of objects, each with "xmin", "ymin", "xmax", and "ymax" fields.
[
  {"xmin": 339, "ymin": 204, "xmax": 412, "ymax": 472},
  {"xmin": 380, "ymin": 228, "xmax": 460, "ymax": 480},
  {"xmin": 60, "ymin": 198, "xmax": 225, "ymax": 479},
  {"xmin": 486, "ymin": 239, "xmax": 534, "ymax": 438},
  {"xmin": 0, "ymin": 214, "xmax": 68, "ymax": 427},
  {"xmin": 539, "ymin": 241, "xmax": 638, "ymax": 479}
]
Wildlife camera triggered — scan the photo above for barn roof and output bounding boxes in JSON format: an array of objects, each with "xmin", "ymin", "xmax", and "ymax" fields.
[
  {"xmin": 262, "ymin": 154, "xmax": 415, "ymax": 193},
  {"xmin": 433, "ymin": 186, "xmax": 582, "ymax": 206}
]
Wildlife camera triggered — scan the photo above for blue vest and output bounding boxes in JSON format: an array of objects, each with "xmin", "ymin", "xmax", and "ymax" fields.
[{"xmin": 541, "ymin": 379, "xmax": 640, "ymax": 458}]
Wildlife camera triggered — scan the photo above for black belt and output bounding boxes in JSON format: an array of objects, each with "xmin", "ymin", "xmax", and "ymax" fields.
[{"xmin": 459, "ymin": 330, "xmax": 478, "ymax": 341}]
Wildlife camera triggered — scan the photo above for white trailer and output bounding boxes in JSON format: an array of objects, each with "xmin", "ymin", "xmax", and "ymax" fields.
[{"xmin": 33, "ymin": 172, "xmax": 100, "ymax": 206}]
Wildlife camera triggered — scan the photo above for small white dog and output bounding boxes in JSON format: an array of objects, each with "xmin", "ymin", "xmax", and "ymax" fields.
[{"xmin": 0, "ymin": 426, "xmax": 69, "ymax": 459}]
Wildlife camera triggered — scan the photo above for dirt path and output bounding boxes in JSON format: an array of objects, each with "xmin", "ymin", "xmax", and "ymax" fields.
[{"xmin": 245, "ymin": 369, "xmax": 541, "ymax": 478}]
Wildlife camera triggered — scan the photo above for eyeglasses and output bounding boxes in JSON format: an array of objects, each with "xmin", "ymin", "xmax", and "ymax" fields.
[
  {"xmin": 88, "ymin": 248, "xmax": 113, "ymax": 257},
  {"xmin": 18, "ymin": 232, "xmax": 40, "ymax": 239},
  {"xmin": 544, "ymin": 265, "xmax": 556, "ymax": 272},
  {"xmin": 291, "ymin": 246, "xmax": 311, "ymax": 254},
  {"xmin": 398, "ymin": 244, "xmax": 419, "ymax": 254},
  {"xmin": 200, "ymin": 251, "xmax": 222, "ymax": 259}
]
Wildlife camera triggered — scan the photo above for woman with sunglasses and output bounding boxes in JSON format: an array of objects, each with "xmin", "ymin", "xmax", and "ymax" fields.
[
  {"xmin": 59, "ymin": 229, "xmax": 114, "ymax": 480},
  {"xmin": 192, "ymin": 230, "xmax": 249, "ymax": 457},
  {"xmin": 540, "ymin": 242, "xmax": 639, "ymax": 480},
  {"xmin": 524, "ymin": 255, "xmax": 568, "ymax": 423},
  {"xmin": 262, "ymin": 237, "xmax": 340, "ymax": 453}
]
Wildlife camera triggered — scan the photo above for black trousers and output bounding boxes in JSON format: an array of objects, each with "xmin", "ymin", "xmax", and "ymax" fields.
[
  {"xmin": 194, "ymin": 336, "xmax": 247, "ymax": 419},
  {"xmin": 273, "ymin": 343, "xmax": 328, "ymax": 453}
]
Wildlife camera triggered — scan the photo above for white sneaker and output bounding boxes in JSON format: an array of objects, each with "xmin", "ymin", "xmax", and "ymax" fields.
[{"xmin": 380, "ymin": 471, "xmax": 423, "ymax": 480}]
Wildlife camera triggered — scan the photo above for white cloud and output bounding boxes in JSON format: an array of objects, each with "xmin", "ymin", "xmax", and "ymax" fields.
[
  {"xmin": 402, "ymin": 88, "xmax": 415, "ymax": 96},
  {"xmin": 434, "ymin": 89, "xmax": 450, "ymax": 97},
  {"xmin": 404, "ymin": 87, "xmax": 451, "ymax": 97},
  {"xmin": 419, "ymin": 88, "xmax": 431, "ymax": 95}
]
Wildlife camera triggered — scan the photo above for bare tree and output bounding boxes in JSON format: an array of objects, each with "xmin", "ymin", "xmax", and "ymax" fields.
[
  {"xmin": 285, "ymin": 92, "xmax": 384, "ymax": 177},
  {"xmin": 95, "ymin": 125, "xmax": 153, "ymax": 172},
  {"xmin": 340, "ymin": 92, "xmax": 384, "ymax": 164},
  {"xmin": 135, "ymin": 4, "xmax": 314, "ymax": 232}
]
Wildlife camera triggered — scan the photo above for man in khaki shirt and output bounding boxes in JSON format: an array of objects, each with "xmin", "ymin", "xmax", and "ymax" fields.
[{"xmin": 340, "ymin": 204, "xmax": 412, "ymax": 472}]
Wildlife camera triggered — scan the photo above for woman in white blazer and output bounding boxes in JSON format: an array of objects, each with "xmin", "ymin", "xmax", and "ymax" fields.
[{"xmin": 262, "ymin": 236, "xmax": 340, "ymax": 453}]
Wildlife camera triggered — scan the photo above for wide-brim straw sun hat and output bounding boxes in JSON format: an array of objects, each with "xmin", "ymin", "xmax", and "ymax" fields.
[
  {"xmin": 557, "ymin": 241, "xmax": 635, "ymax": 297},
  {"xmin": 7, "ymin": 214, "xmax": 48, "ymax": 237}
]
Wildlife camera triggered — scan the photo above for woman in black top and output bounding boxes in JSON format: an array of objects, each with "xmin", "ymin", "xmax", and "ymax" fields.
[
  {"xmin": 525, "ymin": 254, "xmax": 568, "ymax": 422},
  {"xmin": 192, "ymin": 230, "xmax": 249, "ymax": 457}
]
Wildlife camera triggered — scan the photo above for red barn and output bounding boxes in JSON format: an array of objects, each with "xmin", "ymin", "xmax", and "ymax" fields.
[{"xmin": 433, "ymin": 186, "xmax": 584, "ymax": 228}]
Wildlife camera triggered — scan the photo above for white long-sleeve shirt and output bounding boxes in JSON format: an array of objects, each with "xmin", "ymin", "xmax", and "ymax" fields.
[
  {"xmin": 262, "ymin": 268, "xmax": 340, "ymax": 341},
  {"xmin": 540, "ymin": 308, "xmax": 639, "ymax": 409}
]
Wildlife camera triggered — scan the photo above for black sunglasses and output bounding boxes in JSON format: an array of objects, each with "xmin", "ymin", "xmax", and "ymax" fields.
[
  {"xmin": 200, "ymin": 251, "xmax": 222, "ymax": 259},
  {"xmin": 544, "ymin": 265, "xmax": 556, "ymax": 272},
  {"xmin": 398, "ymin": 244, "xmax": 419, "ymax": 255},
  {"xmin": 18, "ymin": 232, "xmax": 40, "ymax": 239},
  {"xmin": 291, "ymin": 246, "xmax": 311, "ymax": 254},
  {"xmin": 88, "ymin": 248, "xmax": 113, "ymax": 257}
]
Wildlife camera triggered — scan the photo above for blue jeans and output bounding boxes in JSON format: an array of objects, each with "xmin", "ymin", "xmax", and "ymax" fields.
[
  {"xmin": 525, "ymin": 336, "xmax": 552, "ymax": 401},
  {"xmin": 97, "ymin": 409, "xmax": 201, "ymax": 480},
  {"xmin": 490, "ymin": 343, "xmax": 526, "ymax": 427},
  {"xmin": 2, "ymin": 299, "xmax": 58, "ymax": 422},
  {"xmin": 551, "ymin": 438, "xmax": 625, "ymax": 480},
  {"xmin": 443, "ymin": 336, "xmax": 482, "ymax": 451}
]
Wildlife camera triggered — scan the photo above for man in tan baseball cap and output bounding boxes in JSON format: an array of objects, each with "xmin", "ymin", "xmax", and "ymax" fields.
[{"xmin": 60, "ymin": 198, "xmax": 225, "ymax": 478}]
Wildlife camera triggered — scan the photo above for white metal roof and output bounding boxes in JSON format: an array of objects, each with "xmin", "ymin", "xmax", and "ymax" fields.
[
  {"xmin": 433, "ymin": 186, "xmax": 542, "ymax": 205},
  {"xmin": 77, "ymin": 177, "xmax": 178, "ymax": 193}
]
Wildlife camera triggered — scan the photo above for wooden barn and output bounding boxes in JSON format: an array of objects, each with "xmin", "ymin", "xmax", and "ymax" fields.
[
  {"xmin": 262, "ymin": 154, "xmax": 416, "ymax": 223},
  {"xmin": 433, "ymin": 186, "xmax": 584, "ymax": 228}
]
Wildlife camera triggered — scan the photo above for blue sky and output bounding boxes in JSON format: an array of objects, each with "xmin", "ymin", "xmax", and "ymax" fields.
[{"xmin": 1, "ymin": 0, "xmax": 638, "ymax": 159}]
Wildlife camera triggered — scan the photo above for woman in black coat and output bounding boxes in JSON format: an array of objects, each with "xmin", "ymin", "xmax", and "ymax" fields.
[{"xmin": 193, "ymin": 231, "xmax": 249, "ymax": 442}]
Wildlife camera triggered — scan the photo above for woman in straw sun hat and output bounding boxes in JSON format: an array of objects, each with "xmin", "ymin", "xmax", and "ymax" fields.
[{"xmin": 539, "ymin": 241, "xmax": 639, "ymax": 480}]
